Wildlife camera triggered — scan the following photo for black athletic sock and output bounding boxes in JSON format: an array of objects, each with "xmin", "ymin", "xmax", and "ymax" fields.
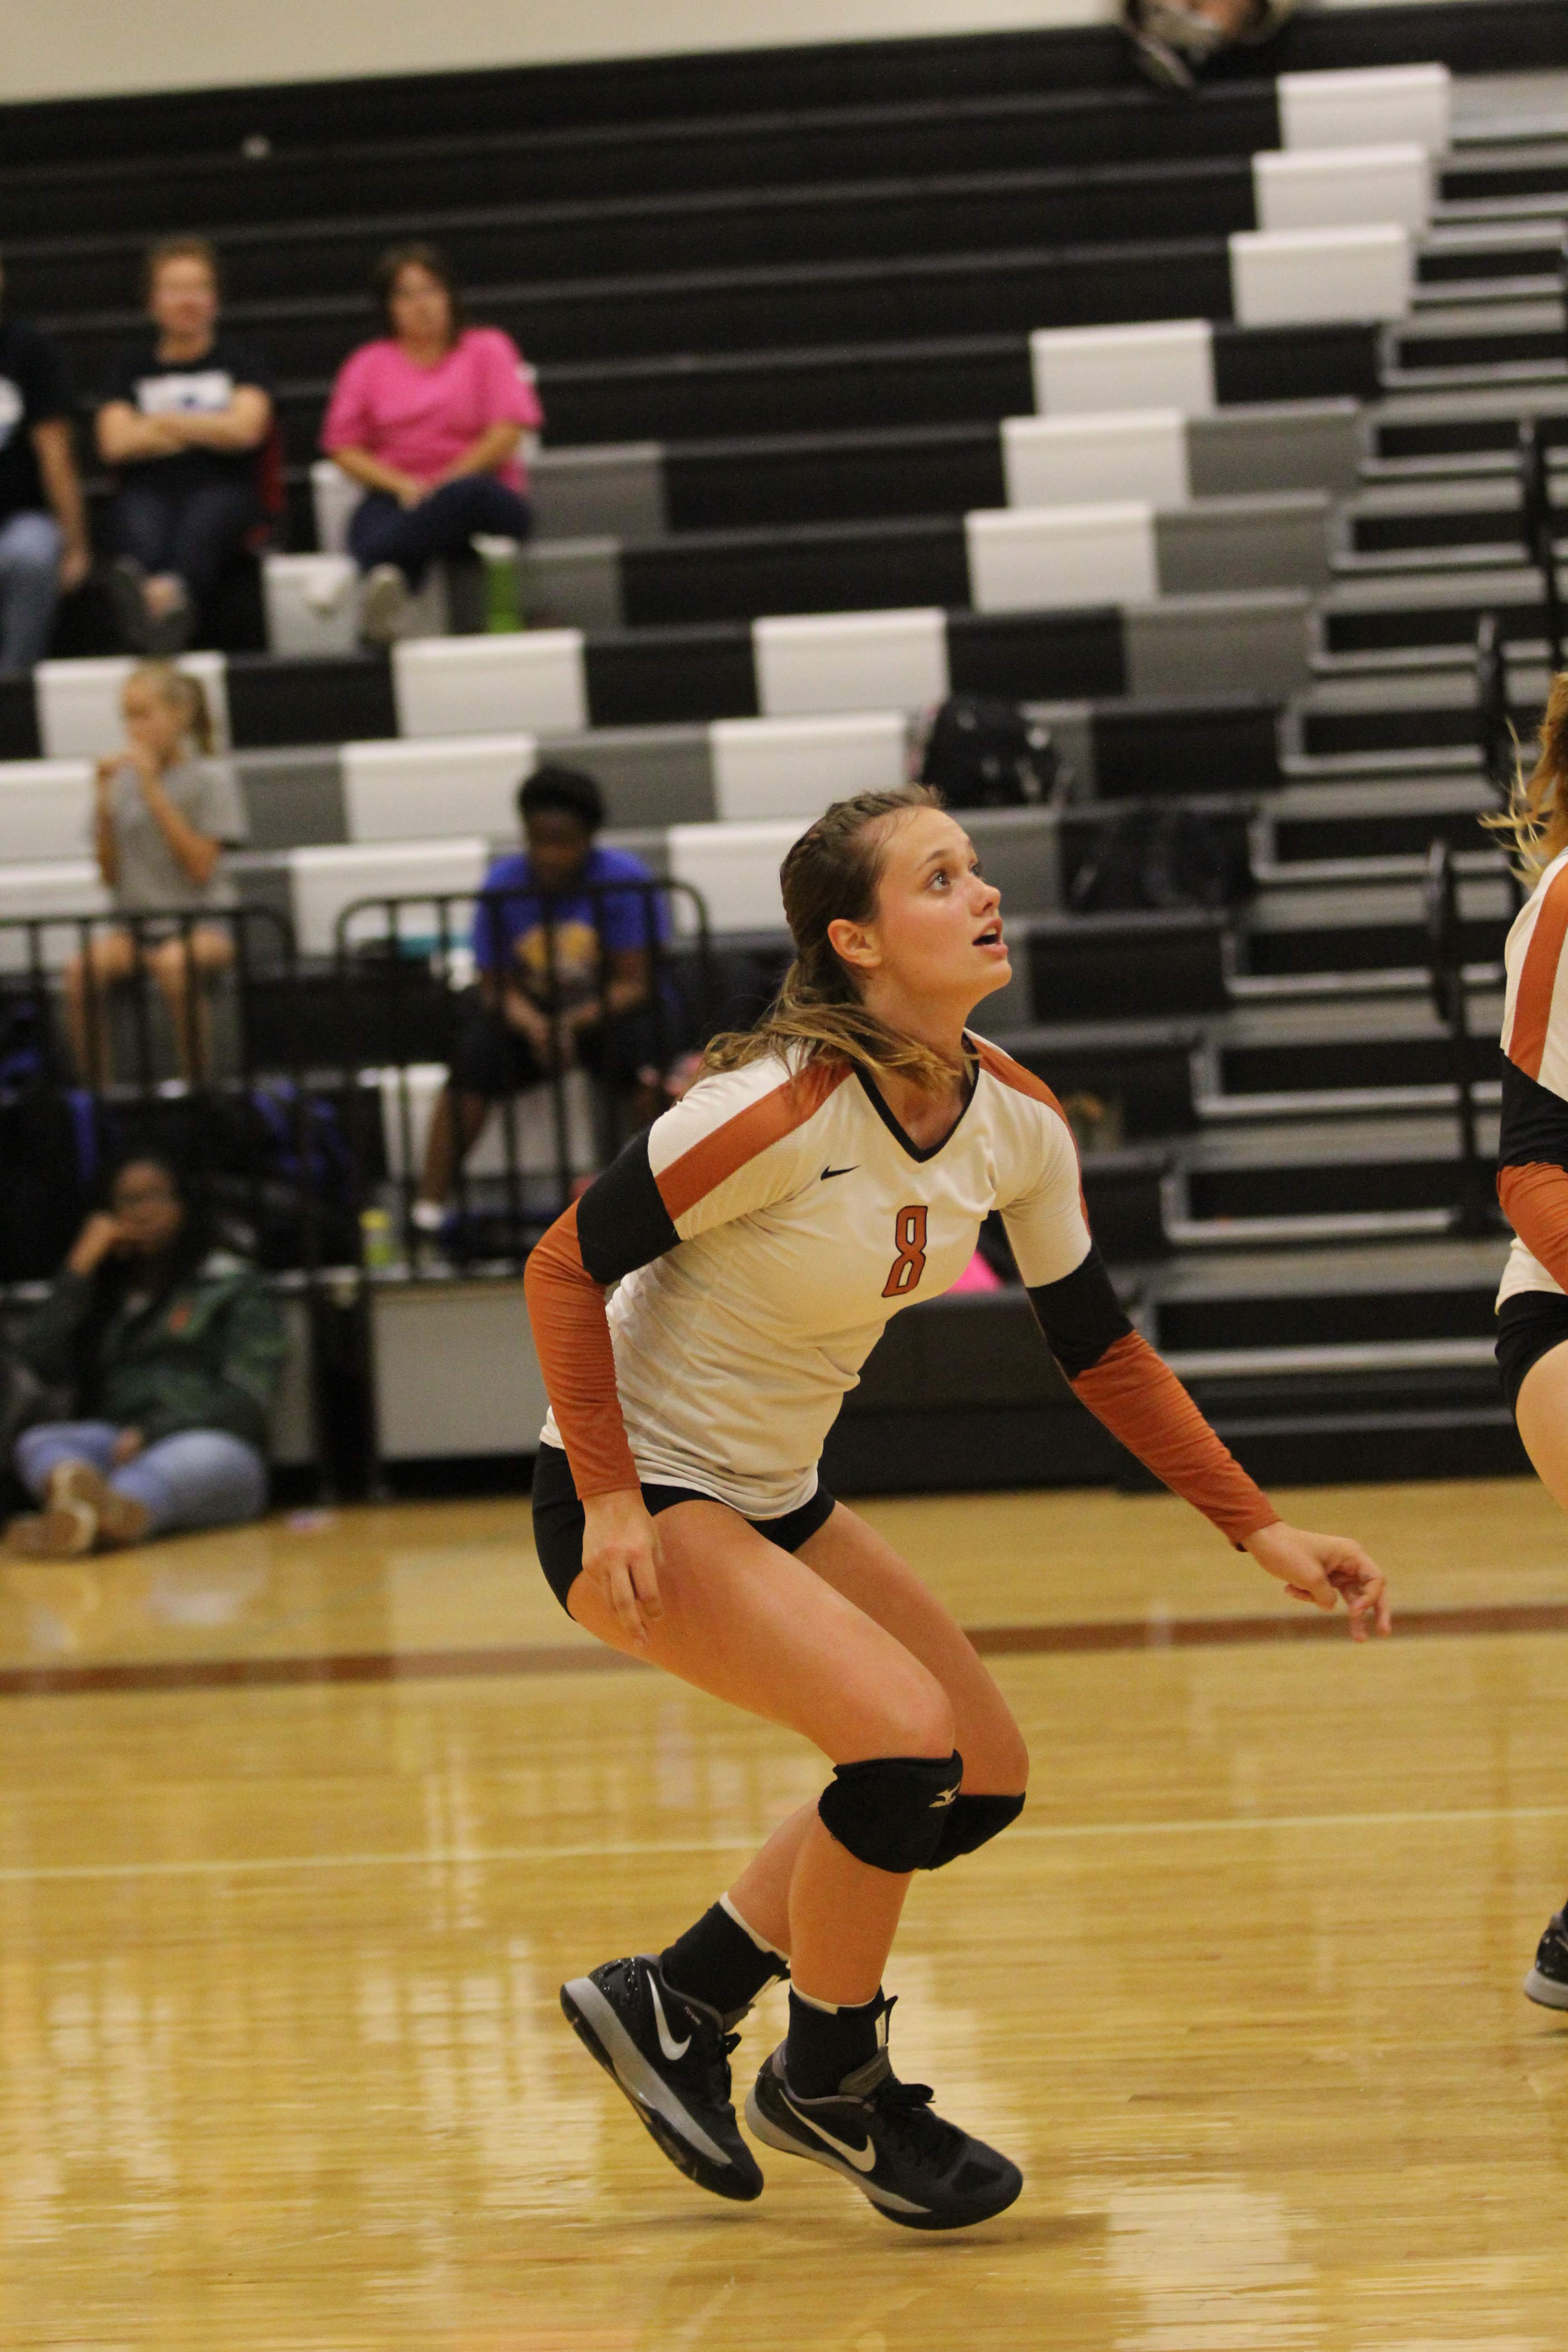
[
  {"xmin": 660, "ymin": 1901, "xmax": 787, "ymax": 2022},
  {"xmin": 785, "ymin": 1986, "xmax": 885, "ymax": 2098}
]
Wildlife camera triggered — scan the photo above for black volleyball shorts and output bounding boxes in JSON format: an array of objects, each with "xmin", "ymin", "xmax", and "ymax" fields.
[
  {"xmin": 1496, "ymin": 1290, "xmax": 1568, "ymax": 1417},
  {"xmin": 530, "ymin": 1439, "xmax": 838, "ymax": 1615}
]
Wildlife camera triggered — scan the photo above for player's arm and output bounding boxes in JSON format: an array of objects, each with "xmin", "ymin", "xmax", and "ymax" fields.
[
  {"xmin": 1002, "ymin": 1124, "xmax": 1390, "ymax": 1638},
  {"xmin": 1496, "ymin": 860, "xmax": 1568, "ymax": 1280}
]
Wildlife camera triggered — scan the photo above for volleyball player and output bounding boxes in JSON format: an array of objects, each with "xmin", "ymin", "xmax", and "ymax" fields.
[
  {"xmin": 524, "ymin": 784, "xmax": 1390, "ymax": 2231},
  {"xmin": 1485, "ymin": 676, "xmax": 1568, "ymax": 2011}
]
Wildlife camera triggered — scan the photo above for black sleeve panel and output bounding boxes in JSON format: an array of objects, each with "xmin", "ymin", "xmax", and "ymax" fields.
[
  {"xmin": 574, "ymin": 1128, "xmax": 681, "ymax": 1286},
  {"xmin": 1499, "ymin": 1054, "xmax": 1568, "ymax": 1171},
  {"xmin": 1025, "ymin": 1244, "xmax": 1135, "ymax": 1379}
]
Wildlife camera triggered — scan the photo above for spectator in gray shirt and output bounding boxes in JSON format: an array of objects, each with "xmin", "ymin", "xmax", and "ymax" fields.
[{"xmin": 64, "ymin": 662, "xmax": 247, "ymax": 1084}]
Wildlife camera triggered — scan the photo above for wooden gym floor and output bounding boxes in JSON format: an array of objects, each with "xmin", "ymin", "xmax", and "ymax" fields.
[{"xmin": 3, "ymin": 1473, "xmax": 1568, "ymax": 2347}]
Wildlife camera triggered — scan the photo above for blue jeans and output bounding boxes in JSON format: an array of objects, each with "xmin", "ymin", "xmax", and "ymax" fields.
[
  {"xmin": 0, "ymin": 509, "xmax": 62, "ymax": 675},
  {"xmin": 14, "ymin": 1421, "xmax": 268, "ymax": 1537},
  {"xmin": 111, "ymin": 477, "xmax": 260, "ymax": 603},
  {"xmin": 348, "ymin": 477, "xmax": 533, "ymax": 588}
]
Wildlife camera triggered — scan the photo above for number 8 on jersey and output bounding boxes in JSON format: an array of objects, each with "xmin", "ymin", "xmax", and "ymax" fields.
[{"xmin": 882, "ymin": 1205, "xmax": 929, "ymax": 1298}]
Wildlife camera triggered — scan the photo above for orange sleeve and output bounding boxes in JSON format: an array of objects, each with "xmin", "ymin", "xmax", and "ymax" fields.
[
  {"xmin": 1071, "ymin": 1330, "xmax": 1279, "ymax": 1548},
  {"xmin": 1499, "ymin": 1163, "xmax": 1568, "ymax": 1293},
  {"xmin": 522, "ymin": 1201, "xmax": 639, "ymax": 1500}
]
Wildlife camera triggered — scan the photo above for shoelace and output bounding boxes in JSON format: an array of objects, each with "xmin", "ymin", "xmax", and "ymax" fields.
[{"xmin": 867, "ymin": 2076, "xmax": 967, "ymax": 2167}]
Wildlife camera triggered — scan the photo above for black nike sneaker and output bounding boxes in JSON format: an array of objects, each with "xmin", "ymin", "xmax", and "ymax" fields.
[
  {"xmin": 745, "ymin": 2033, "xmax": 1022, "ymax": 2231},
  {"xmin": 560, "ymin": 1955, "xmax": 764, "ymax": 2201},
  {"xmin": 1523, "ymin": 1908, "xmax": 1568, "ymax": 2010}
]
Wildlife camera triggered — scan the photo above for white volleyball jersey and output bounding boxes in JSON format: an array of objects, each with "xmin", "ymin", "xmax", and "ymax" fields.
[
  {"xmin": 524, "ymin": 1038, "xmax": 1274, "ymax": 1544},
  {"xmin": 1497, "ymin": 846, "xmax": 1568, "ymax": 1305}
]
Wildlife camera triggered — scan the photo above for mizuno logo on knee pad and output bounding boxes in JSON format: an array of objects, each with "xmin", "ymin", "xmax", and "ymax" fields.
[{"xmin": 816, "ymin": 1751, "xmax": 964, "ymax": 1874}]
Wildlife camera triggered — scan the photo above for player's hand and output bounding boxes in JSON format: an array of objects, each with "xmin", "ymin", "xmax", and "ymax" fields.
[
  {"xmin": 581, "ymin": 1487, "xmax": 664, "ymax": 1645},
  {"xmin": 1245, "ymin": 1520, "xmax": 1392, "ymax": 1642}
]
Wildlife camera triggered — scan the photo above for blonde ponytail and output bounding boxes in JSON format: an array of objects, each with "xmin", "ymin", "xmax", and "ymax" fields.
[
  {"xmin": 1484, "ymin": 668, "xmax": 1568, "ymax": 881},
  {"xmin": 131, "ymin": 660, "xmax": 215, "ymax": 757},
  {"xmin": 699, "ymin": 784, "xmax": 960, "ymax": 1094}
]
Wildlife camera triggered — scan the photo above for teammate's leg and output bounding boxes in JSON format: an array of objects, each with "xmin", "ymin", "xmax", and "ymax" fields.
[{"xmin": 1510, "ymin": 1342, "xmax": 1568, "ymax": 2008}]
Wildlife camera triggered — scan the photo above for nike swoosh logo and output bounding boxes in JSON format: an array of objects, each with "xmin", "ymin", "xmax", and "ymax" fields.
[
  {"xmin": 780, "ymin": 2087, "xmax": 877, "ymax": 2173},
  {"xmin": 821, "ymin": 1165, "xmax": 858, "ymax": 1181},
  {"xmin": 648, "ymin": 1976, "xmax": 692, "ymax": 2063}
]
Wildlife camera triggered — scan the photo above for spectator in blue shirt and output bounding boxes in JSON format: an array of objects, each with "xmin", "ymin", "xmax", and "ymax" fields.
[{"xmin": 413, "ymin": 764, "xmax": 669, "ymax": 1230}]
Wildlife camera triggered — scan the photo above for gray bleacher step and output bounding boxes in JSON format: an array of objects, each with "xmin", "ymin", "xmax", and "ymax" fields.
[
  {"xmin": 1251, "ymin": 850, "xmax": 1507, "ymax": 888},
  {"xmin": 1226, "ymin": 961, "xmax": 1502, "ymax": 1001},
  {"xmin": 1450, "ymin": 74, "xmax": 1568, "ymax": 143},
  {"xmin": 1281, "ymin": 745, "xmax": 1483, "ymax": 782},
  {"xmin": 1164, "ymin": 1335, "xmax": 1499, "ymax": 1377},
  {"xmin": 1380, "ymin": 358, "xmax": 1568, "ymax": 397},
  {"xmin": 1167, "ymin": 1208, "xmax": 1461, "ymax": 1247},
  {"xmin": 1199, "ymin": 1082, "xmax": 1502, "ymax": 1124}
]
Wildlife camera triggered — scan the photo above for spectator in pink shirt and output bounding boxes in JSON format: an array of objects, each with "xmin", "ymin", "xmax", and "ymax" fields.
[{"xmin": 321, "ymin": 242, "xmax": 544, "ymax": 641}]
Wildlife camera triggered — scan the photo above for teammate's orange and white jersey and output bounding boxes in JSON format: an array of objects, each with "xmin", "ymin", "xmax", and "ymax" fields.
[
  {"xmin": 525, "ymin": 1036, "xmax": 1277, "ymax": 1546},
  {"xmin": 1497, "ymin": 846, "xmax": 1568, "ymax": 1303}
]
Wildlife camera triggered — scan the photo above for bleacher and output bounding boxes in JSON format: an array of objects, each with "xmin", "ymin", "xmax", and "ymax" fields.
[{"xmin": 0, "ymin": 0, "xmax": 1563, "ymax": 1491}]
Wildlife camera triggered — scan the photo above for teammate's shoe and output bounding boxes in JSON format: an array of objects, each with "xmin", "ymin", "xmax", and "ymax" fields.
[
  {"xmin": 1523, "ymin": 1908, "xmax": 1568, "ymax": 2009},
  {"xmin": 745, "ymin": 2040, "xmax": 1022, "ymax": 2230},
  {"xmin": 560, "ymin": 1955, "xmax": 764, "ymax": 2201}
]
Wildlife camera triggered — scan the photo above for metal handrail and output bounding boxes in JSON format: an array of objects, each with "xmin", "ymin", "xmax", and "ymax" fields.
[{"xmin": 1422, "ymin": 838, "xmax": 1493, "ymax": 1237}]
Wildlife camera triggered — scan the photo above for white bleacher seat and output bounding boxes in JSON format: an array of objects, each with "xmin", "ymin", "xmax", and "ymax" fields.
[
  {"xmin": 752, "ymin": 609, "xmax": 948, "ymax": 718},
  {"xmin": 1253, "ymin": 144, "xmax": 1432, "ymax": 237},
  {"xmin": 965, "ymin": 504, "xmax": 1158, "ymax": 614},
  {"xmin": 35, "ymin": 653, "xmax": 230, "ymax": 760},
  {"xmin": 1002, "ymin": 411, "xmax": 1189, "ymax": 510},
  {"xmin": 1031, "ymin": 321, "xmax": 1215, "ymax": 419},
  {"xmin": 709, "ymin": 713, "xmax": 907, "ymax": 823},
  {"xmin": 1279, "ymin": 64, "xmax": 1452, "ymax": 155},
  {"xmin": 376, "ymin": 1063, "xmax": 598, "ymax": 1184},
  {"xmin": 342, "ymin": 735, "xmax": 537, "ymax": 844},
  {"xmin": 289, "ymin": 838, "xmax": 488, "ymax": 958},
  {"xmin": 0, "ymin": 860, "xmax": 110, "ymax": 971},
  {"xmin": 667, "ymin": 819, "xmax": 797, "ymax": 935},
  {"xmin": 0, "ymin": 760, "xmax": 93, "ymax": 862},
  {"xmin": 311, "ymin": 459, "xmax": 362, "ymax": 557},
  {"xmin": 1229, "ymin": 225, "xmax": 1413, "ymax": 327},
  {"xmin": 392, "ymin": 632, "xmax": 587, "ymax": 739},
  {"xmin": 263, "ymin": 554, "xmax": 361, "ymax": 658}
]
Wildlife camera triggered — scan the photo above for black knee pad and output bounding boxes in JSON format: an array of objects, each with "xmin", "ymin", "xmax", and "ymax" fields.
[
  {"xmin": 925, "ymin": 1791, "xmax": 1025, "ymax": 1869},
  {"xmin": 817, "ymin": 1751, "xmax": 963, "ymax": 1874}
]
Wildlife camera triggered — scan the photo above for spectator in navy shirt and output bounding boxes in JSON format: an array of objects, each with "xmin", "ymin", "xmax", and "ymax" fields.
[
  {"xmin": 0, "ymin": 255, "xmax": 90, "ymax": 676},
  {"xmin": 412, "ymin": 765, "xmax": 670, "ymax": 1231},
  {"xmin": 96, "ymin": 238, "xmax": 274, "ymax": 655}
]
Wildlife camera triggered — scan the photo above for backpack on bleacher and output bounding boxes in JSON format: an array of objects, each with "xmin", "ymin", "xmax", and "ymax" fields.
[
  {"xmin": 919, "ymin": 695, "xmax": 1058, "ymax": 809},
  {"xmin": 1069, "ymin": 803, "xmax": 1254, "ymax": 915}
]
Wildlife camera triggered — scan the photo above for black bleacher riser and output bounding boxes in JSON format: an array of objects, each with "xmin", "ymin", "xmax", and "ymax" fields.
[
  {"xmin": 1274, "ymin": 808, "xmax": 1492, "ymax": 862},
  {"xmin": 0, "ymin": 680, "xmax": 40, "ymax": 761},
  {"xmin": 1211, "ymin": 323, "xmax": 1380, "ymax": 409},
  {"xmin": 45, "ymin": 240, "xmax": 1236, "ymax": 381},
  {"xmin": 0, "ymin": 91, "xmax": 1284, "ymax": 245},
  {"xmin": 1095, "ymin": 701, "xmax": 1281, "ymax": 798},
  {"xmin": 1028, "ymin": 912, "xmax": 1230, "ymax": 1022},
  {"xmin": 3, "ymin": 159, "xmax": 1262, "ymax": 318},
  {"xmin": 1245, "ymin": 914, "xmax": 1510, "ymax": 975},
  {"xmin": 224, "ymin": 655, "xmax": 398, "ymax": 749},
  {"xmin": 664, "ymin": 424, "xmax": 1007, "ymax": 532},
  {"xmin": 582, "ymin": 627, "xmax": 760, "ymax": 725},
  {"xmin": 1323, "ymin": 593, "xmax": 1551, "ymax": 656},
  {"xmin": 1189, "ymin": 1157, "xmax": 1487, "ymax": 1220},
  {"xmin": 1155, "ymin": 1284, "xmax": 1499, "ymax": 1352},
  {"xmin": 621, "ymin": 517, "xmax": 973, "ymax": 629},
  {"xmin": 1220, "ymin": 1036, "xmax": 1500, "ymax": 1093},
  {"xmin": 1301, "ymin": 704, "xmax": 1530, "ymax": 758},
  {"xmin": 948, "ymin": 612, "xmax": 1126, "ymax": 702},
  {"xmin": 1394, "ymin": 323, "xmax": 1567, "ymax": 372}
]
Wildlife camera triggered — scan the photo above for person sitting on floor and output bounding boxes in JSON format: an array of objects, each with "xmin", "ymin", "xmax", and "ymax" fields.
[
  {"xmin": 320, "ymin": 240, "xmax": 544, "ymax": 644},
  {"xmin": 63, "ymin": 661, "xmax": 247, "ymax": 1087},
  {"xmin": 96, "ymin": 237, "xmax": 274, "ymax": 655},
  {"xmin": 5, "ymin": 1152, "xmax": 286, "ymax": 1558},
  {"xmin": 0, "ymin": 250, "xmax": 91, "ymax": 677},
  {"xmin": 413, "ymin": 764, "xmax": 669, "ymax": 1236}
]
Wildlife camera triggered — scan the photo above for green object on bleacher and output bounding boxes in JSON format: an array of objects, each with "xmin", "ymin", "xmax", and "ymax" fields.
[{"xmin": 475, "ymin": 535, "xmax": 522, "ymax": 633}]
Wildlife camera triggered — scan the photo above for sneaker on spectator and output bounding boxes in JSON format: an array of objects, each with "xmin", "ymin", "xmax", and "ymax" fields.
[{"xmin": 361, "ymin": 564, "xmax": 410, "ymax": 644}]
